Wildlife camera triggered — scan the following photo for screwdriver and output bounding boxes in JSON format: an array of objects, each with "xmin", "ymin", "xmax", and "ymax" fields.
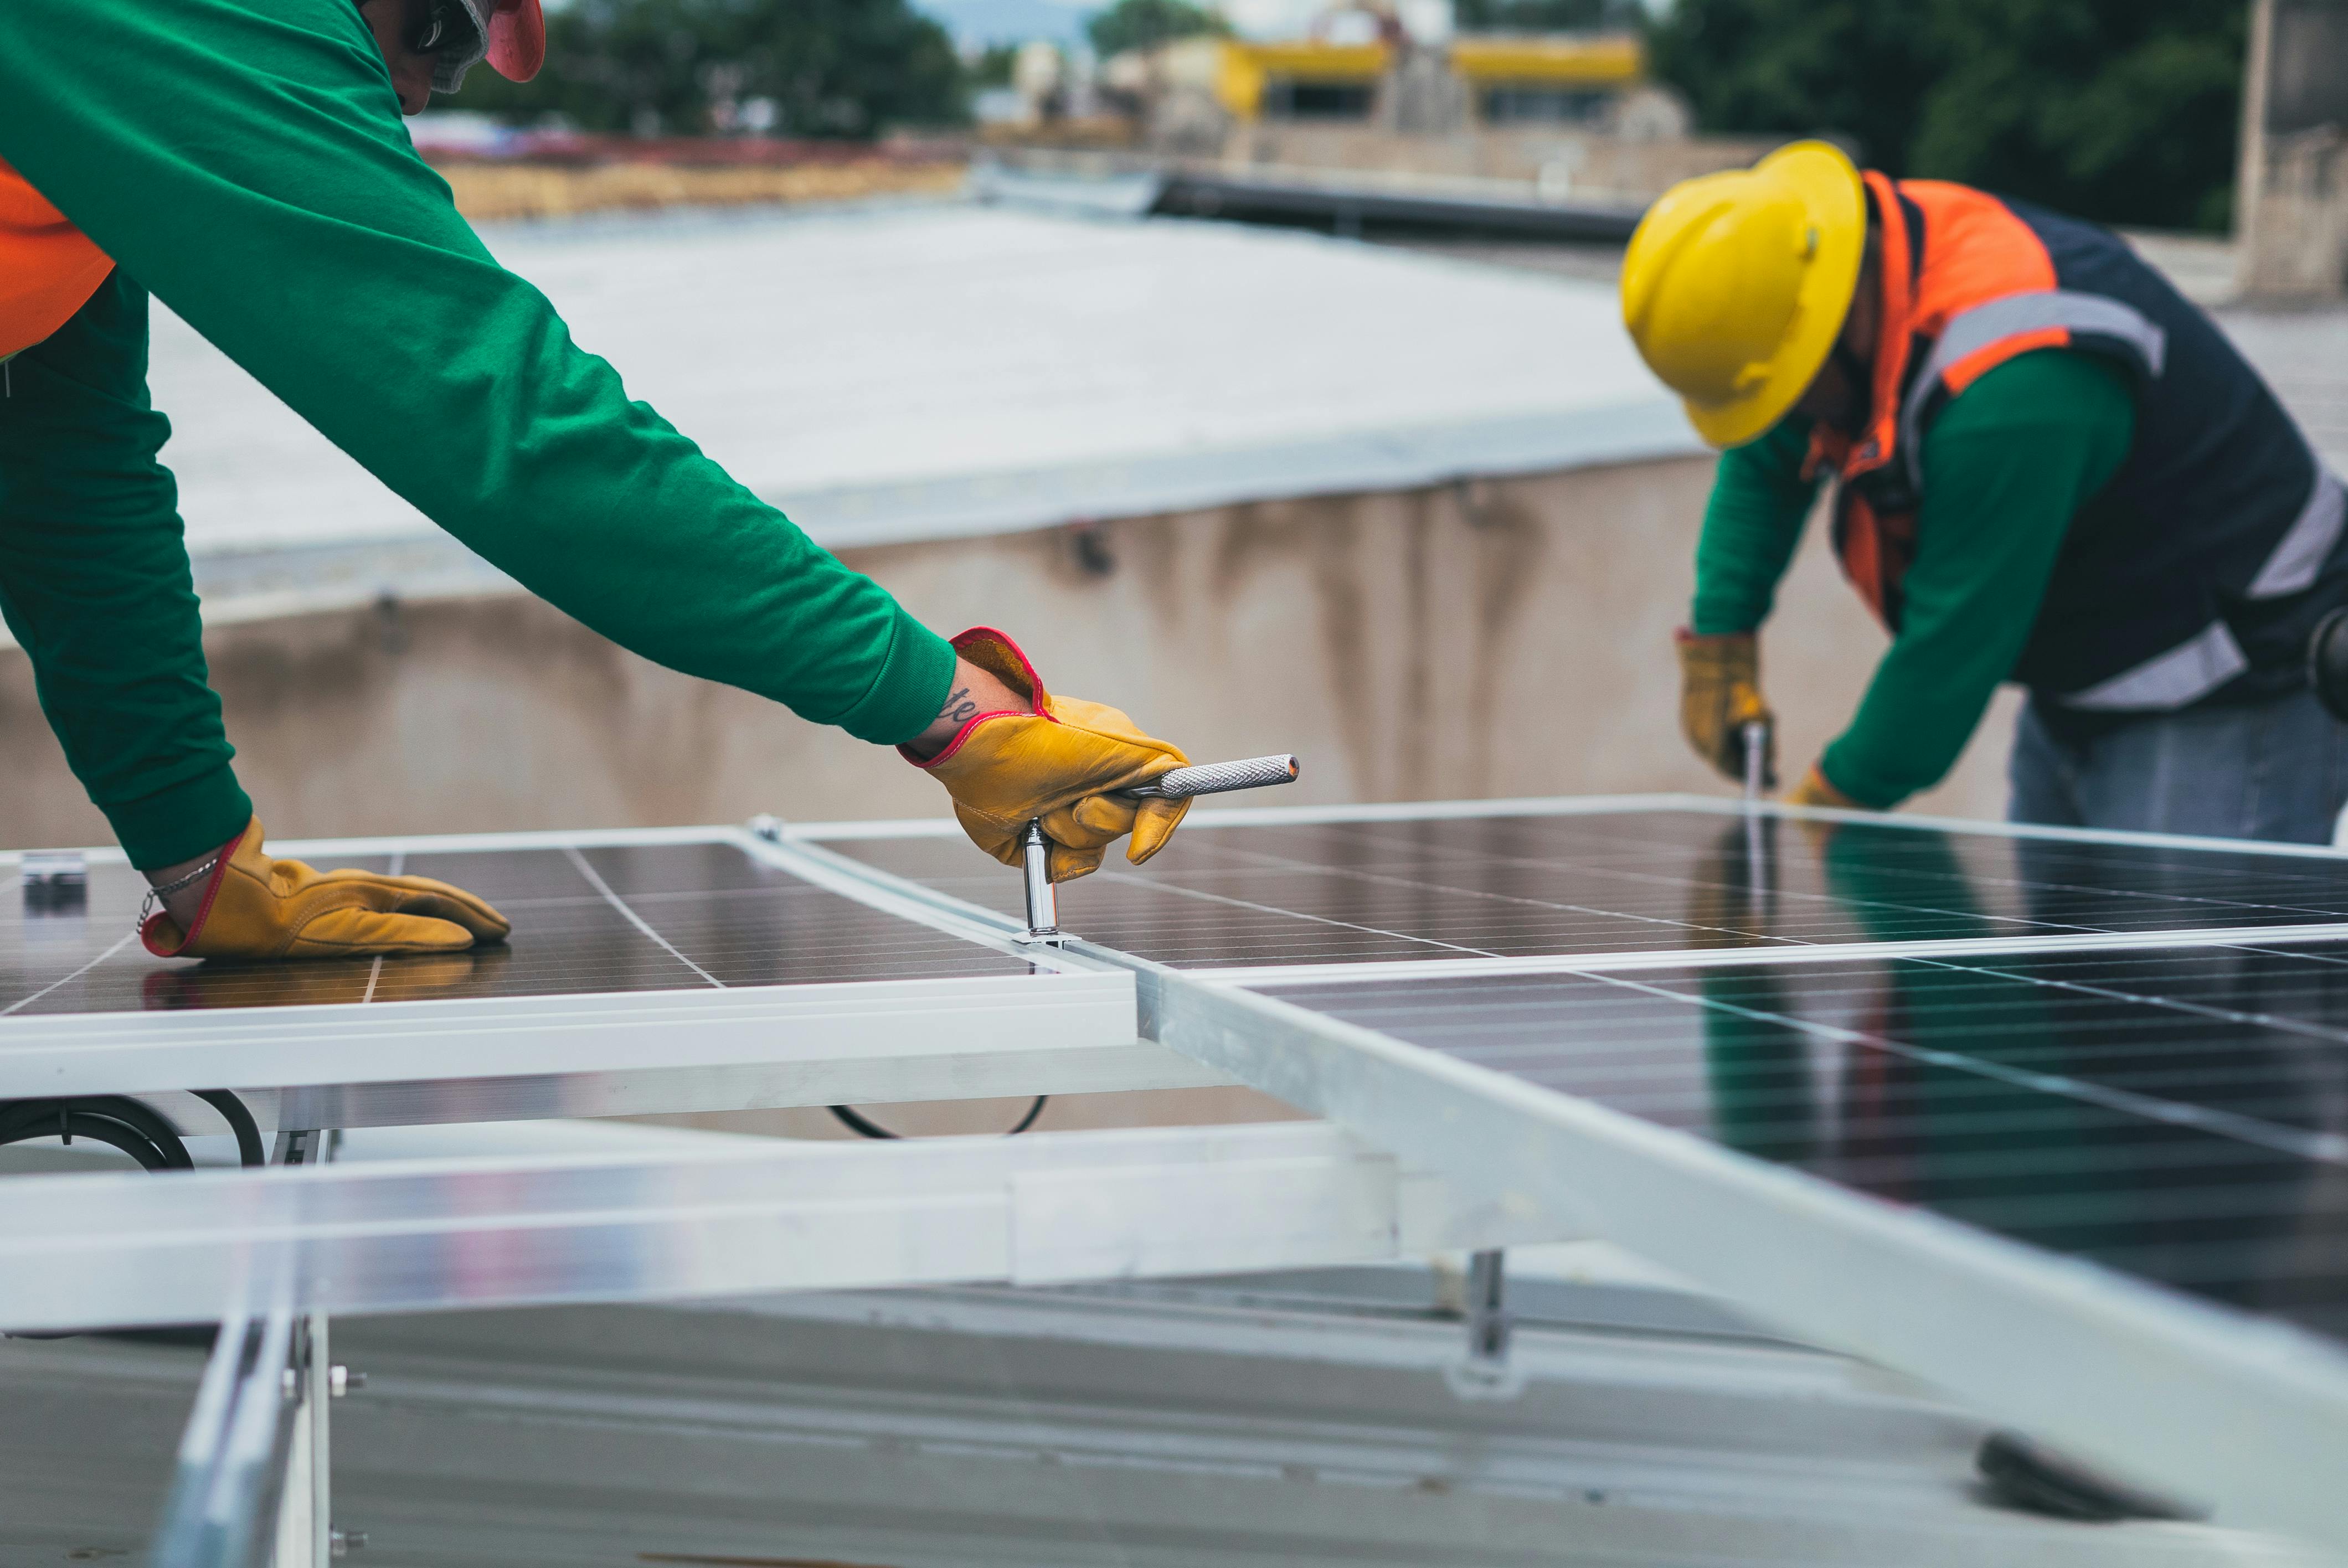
[{"xmin": 1022, "ymin": 754, "xmax": 1300, "ymax": 943}]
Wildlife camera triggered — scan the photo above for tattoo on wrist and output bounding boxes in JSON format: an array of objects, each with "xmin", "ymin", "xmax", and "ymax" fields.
[{"xmin": 940, "ymin": 685, "xmax": 979, "ymax": 726}]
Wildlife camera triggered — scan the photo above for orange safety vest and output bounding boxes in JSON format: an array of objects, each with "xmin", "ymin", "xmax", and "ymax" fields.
[
  {"xmin": 1803, "ymin": 172, "xmax": 2342, "ymax": 712},
  {"xmin": 0, "ymin": 155, "xmax": 114, "ymax": 361},
  {"xmin": 1806, "ymin": 173, "xmax": 2077, "ymax": 628}
]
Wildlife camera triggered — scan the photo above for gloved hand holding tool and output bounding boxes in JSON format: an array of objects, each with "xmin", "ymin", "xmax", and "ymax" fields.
[
  {"xmin": 1678, "ymin": 630, "xmax": 1777, "ymax": 792},
  {"xmin": 904, "ymin": 627, "xmax": 1297, "ymax": 941},
  {"xmin": 141, "ymin": 818, "xmax": 510, "ymax": 961},
  {"xmin": 905, "ymin": 628, "xmax": 1195, "ymax": 884}
]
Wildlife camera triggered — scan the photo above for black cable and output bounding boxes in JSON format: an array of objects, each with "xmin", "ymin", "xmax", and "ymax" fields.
[
  {"xmin": 827, "ymin": 1095, "xmax": 1049, "ymax": 1140},
  {"xmin": 78, "ymin": 1097, "xmax": 197, "ymax": 1169},
  {"xmin": 0, "ymin": 1098, "xmax": 190, "ymax": 1171},
  {"xmin": 0, "ymin": 1096, "xmax": 197, "ymax": 1170},
  {"xmin": 193, "ymin": 1090, "xmax": 266, "ymax": 1168}
]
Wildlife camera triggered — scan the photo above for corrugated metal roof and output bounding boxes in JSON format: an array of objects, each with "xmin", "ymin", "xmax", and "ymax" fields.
[{"xmin": 146, "ymin": 200, "xmax": 1693, "ymax": 587}]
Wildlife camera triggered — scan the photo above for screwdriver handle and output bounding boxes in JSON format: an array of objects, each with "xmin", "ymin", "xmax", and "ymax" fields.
[{"xmin": 1121, "ymin": 754, "xmax": 1301, "ymax": 800}]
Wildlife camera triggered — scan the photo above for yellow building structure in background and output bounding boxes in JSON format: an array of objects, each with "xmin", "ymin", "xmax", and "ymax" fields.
[{"xmin": 1191, "ymin": 32, "xmax": 1646, "ymax": 128}]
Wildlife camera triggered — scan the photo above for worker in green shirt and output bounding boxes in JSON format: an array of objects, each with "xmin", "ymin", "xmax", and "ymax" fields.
[
  {"xmin": 0, "ymin": 0, "xmax": 1192, "ymax": 962},
  {"xmin": 1623, "ymin": 142, "xmax": 2348, "ymax": 842}
]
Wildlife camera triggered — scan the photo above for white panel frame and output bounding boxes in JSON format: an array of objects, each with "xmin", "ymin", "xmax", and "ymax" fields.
[
  {"xmin": 0, "ymin": 970, "xmax": 1216, "ymax": 1129},
  {"xmin": 0, "ymin": 826, "xmax": 1232, "ymax": 1127},
  {"xmin": 0, "ymin": 1121, "xmax": 1562, "ymax": 1334},
  {"xmin": 781, "ymin": 790, "xmax": 2348, "ymax": 858}
]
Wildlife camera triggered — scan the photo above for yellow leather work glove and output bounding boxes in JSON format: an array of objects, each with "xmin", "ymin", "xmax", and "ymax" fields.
[
  {"xmin": 1677, "ymin": 628, "xmax": 1776, "ymax": 787},
  {"xmin": 907, "ymin": 628, "xmax": 1191, "ymax": 883},
  {"xmin": 140, "ymin": 818, "xmax": 512, "ymax": 960},
  {"xmin": 1784, "ymin": 763, "xmax": 1861, "ymax": 810}
]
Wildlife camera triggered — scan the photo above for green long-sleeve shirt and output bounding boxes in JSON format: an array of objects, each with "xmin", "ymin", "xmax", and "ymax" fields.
[
  {"xmin": 0, "ymin": 0, "xmax": 956, "ymax": 869},
  {"xmin": 1691, "ymin": 349, "xmax": 2137, "ymax": 809}
]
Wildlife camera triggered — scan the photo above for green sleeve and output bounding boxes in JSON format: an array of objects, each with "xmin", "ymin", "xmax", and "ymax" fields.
[
  {"xmin": 0, "ymin": 275, "xmax": 254, "ymax": 868},
  {"xmin": 1820, "ymin": 351, "xmax": 2135, "ymax": 808},
  {"xmin": 1690, "ymin": 418, "xmax": 1820, "ymax": 636},
  {"xmin": 0, "ymin": 0, "xmax": 955, "ymax": 762}
]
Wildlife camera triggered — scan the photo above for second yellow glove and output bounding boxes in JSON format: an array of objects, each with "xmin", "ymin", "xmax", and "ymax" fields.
[
  {"xmin": 1783, "ymin": 764, "xmax": 1862, "ymax": 811},
  {"xmin": 1677, "ymin": 628, "xmax": 1776, "ymax": 787},
  {"xmin": 141, "ymin": 818, "xmax": 512, "ymax": 960}
]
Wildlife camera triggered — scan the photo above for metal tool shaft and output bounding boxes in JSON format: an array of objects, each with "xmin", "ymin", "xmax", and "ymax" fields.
[
  {"xmin": 1741, "ymin": 722, "xmax": 1767, "ymax": 802},
  {"xmin": 1021, "ymin": 822, "xmax": 1059, "ymax": 943},
  {"xmin": 1121, "ymin": 754, "xmax": 1300, "ymax": 800},
  {"xmin": 1021, "ymin": 754, "xmax": 1302, "ymax": 942}
]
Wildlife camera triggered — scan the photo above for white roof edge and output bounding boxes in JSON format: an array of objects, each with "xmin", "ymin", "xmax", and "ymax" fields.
[
  {"xmin": 0, "ymin": 404, "xmax": 1707, "ymax": 639},
  {"xmin": 778, "ymin": 399, "xmax": 1703, "ymax": 551}
]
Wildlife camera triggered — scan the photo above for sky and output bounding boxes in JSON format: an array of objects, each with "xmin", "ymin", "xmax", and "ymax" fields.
[{"xmin": 914, "ymin": 0, "xmax": 1096, "ymax": 48}]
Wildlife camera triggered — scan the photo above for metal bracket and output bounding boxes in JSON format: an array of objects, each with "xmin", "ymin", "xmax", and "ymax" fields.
[
  {"xmin": 1019, "ymin": 821, "xmax": 1064, "ymax": 947},
  {"xmin": 1444, "ymin": 1248, "xmax": 1525, "ymax": 1401}
]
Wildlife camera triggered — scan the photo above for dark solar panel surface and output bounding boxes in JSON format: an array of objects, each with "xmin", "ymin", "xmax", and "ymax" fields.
[
  {"xmin": 1, "ymin": 842, "xmax": 1026, "ymax": 1018},
  {"xmin": 1269, "ymin": 943, "xmax": 2348, "ymax": 1341},
  {"xmin": 826, "ymin": 809, "xmax": 2348, "ymax": 968}
]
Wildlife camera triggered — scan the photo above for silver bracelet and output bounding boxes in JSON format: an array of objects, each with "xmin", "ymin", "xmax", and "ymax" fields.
[{"xmin": 136, "ymin": 853, "xmax": 224, "ymax": 934}]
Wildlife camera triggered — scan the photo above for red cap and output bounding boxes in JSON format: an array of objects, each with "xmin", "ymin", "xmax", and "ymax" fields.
[{"xmin": 487, "ymin": 0, "xmax": 544, "ymax": 82}]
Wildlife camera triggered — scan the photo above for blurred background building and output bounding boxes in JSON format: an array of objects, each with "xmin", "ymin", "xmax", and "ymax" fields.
[{"xmin": 7, "ymin": 0, "xmax": 2347, "ymax": 853}]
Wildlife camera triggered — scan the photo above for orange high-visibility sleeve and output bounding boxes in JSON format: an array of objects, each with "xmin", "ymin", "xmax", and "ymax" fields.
[{"xmin": 0, "ymin": 154, "xmax": 113, "ymax": 360}]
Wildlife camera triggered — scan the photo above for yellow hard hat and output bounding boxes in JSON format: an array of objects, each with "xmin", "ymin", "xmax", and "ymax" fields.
[{"xmin": 1620, "ymin": 140, "xmax": 1866, "ymax": 450}]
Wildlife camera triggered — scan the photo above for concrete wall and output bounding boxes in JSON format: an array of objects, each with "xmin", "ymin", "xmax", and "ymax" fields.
[
  {"xmin": 1, "ymin": 455, "xmax": 2017, "ymax": 854},
  {"xmin": 2237, "ymin": 0, "xmax": 2348, "ymax": 300},
  {"xmin": 1211, "ymin": 123, "xmax": 1773, "ymax": 202}
]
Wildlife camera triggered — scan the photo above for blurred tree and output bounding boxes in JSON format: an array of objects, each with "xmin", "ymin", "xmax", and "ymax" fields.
[
  {"xmin": 1085, "ymin": 0, "xmax": 1224, "ymax": 60},
  {"xmin": 1649, "ymin": 0, "xmax": 2245, "ymax": 232},
  {"xmin": 1914, "ymin": 0, "xmax": 2244, "ymax": 233},
  {"xmin": 969, "ymin": 42, "xmax": 1021, "ymax": 87},
  {"xmin": 1452, "ymin": 0, "xmax": 1644, "ymax": 29},
  {"xmin": 449, "ymin": 0, "xmax": 967, "ymax": 137}
]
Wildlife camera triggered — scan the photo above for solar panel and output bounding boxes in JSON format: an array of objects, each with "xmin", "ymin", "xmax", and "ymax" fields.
[
  {"xmin": 817, "ymin": 806, "xmax": 2348, "ymax": 969},
  {"xmin": 1, "ymin": 839, "xmax": 1031, "ymax": 1019},
  {"xmin": 1260, "ymin": 941, "xmax": 2348, "ymax": 1343},
  {"xmin": 15, "ymin": 800, "xmax": 2348, "ymax": 1551}
]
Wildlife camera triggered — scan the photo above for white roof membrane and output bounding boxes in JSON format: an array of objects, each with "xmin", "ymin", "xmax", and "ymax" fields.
[{"xmin": 146, "ymin": 202, "xmax": 1695, "ymax": 568}]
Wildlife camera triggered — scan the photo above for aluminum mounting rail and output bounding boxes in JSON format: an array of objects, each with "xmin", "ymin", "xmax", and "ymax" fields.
[
  {"xmin": 149, "ymin": 1283, "xmax": 300, "ymax": 1568},
  {"xmin": 0, "ymin": 1121, "xmax": 1564, "ymax": 1335},
  {"xmin": 0, "ymin": 970, "xmax": 1226, "ymax": 1133}
]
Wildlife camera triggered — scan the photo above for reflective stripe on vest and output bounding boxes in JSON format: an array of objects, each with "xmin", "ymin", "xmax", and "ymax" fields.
[
  {"xmin": 2051, "ymin": 465, "xmax": 2344, "ymax": 711},
  {"xmin": 2061, "ymin": 621, "xmax": 2250, "ymax": 711},
  {"xmin": 0, "ymin": 156, "xmax": 113, "ymax": 362},
  {"xmin": 1895, "ymin": 290, "xmax": 2169, "ymax": 493},
  {"xmin": 1817, "ymin": 177, "xmax": 2340, "ymax": 714},
  {"xmin": 2248, "ymin": 467, "xmax": 2347, "ymax": 601}
]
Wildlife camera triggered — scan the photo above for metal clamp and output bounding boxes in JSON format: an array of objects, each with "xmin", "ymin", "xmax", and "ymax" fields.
[{"xmin": 1020, "ymin": 755, "xmax": 1301, "ymax": 943}]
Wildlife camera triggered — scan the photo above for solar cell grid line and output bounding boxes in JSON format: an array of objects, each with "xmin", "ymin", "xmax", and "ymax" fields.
[
  {"xmin": 357, "ymin": 849, "xmax": 405, "ymax": 1007},
  {"xmin": 808, "ymin": 803, "xmax": 2348, "ymax": 972},
  {"xmin": 562, "ymin": 844, "xmax": 722, "ymax": 987}
]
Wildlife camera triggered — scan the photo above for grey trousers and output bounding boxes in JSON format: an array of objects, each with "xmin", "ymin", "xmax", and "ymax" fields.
[{"xmin": 2008, "ymin": 688, "xmax": 2348, "ymax": 845}]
